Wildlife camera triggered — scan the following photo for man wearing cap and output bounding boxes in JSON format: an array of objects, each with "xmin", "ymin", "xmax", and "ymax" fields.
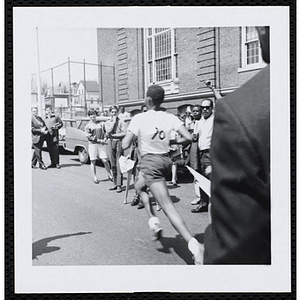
[{"xmin": 122, "ymin": 84, "xmax": 204, "ymax": 265}]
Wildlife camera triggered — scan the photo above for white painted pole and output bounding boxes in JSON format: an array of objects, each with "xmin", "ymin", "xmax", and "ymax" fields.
[{"xmin": 36, "ymin": 27, "xmax": 43, "ymax": 117}]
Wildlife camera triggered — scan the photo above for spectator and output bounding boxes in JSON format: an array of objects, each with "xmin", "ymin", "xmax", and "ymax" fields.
[
  {"xmin": 105, "ymin": 105, "xmax": 126, "ymax": 193},
  {"xmin": 191, "ymin": 99, "xmax": 214, "ymax": 213},
  {"xmin": 140, "ymin": 104, "xmax": 148, "ymax": 113},
  {"xmin": 203, "ymin": 26, "xmax": 270, "ymax": 264},
  {"xmin": 118, "ymin": 106, "xmax": 131, "ymax": 119},
  {"xmin": 184, "ymin": 106, "xmax": 194, "ymax": 131},
  {"xmin": 169, "ymin": 130, "xmax": 180, "ymax": 186},
  {"xmin": 85, "ymin": 109, "xmax": 113, "ymax": 184},
  {"xmin": 131, "ymin": 104, "xmax": 148, "ymax": 209},
  {"xmin": 189, "ymin": 104, "xmax": 202, "ymax": 205},
  {"xmin": 122, "ymin": 84, "xmax": 204, "ymax": 265},
  {"xmin": 44, "ymin": 106, "xmax": 63, "ymax": 169},
  {"xmin": 205, "ymin": 80, "xmax": 223, "ymax": 102},
  {"xmin": 31, "ymin": 107, "xmax": 48, "ymax": 170}
]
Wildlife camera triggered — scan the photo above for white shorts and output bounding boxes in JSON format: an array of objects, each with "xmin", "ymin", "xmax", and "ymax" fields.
[{"xmin": 88, "ymin": 143, "xmax": 108, "ymax": 161}]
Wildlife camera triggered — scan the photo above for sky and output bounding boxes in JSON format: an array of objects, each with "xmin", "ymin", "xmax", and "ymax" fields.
[
  {"xmin": 35, "ymin": 28, "xmax": 98, "ymax": 72},
  {"xmin": 32, "ymin": 27, "xmax": 99, "ymax": 85}
]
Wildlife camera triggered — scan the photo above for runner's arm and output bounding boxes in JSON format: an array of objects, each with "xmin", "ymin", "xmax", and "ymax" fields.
[
  {"xmin": 170, "ymin": 124, "xmax": 192, "ymax": 145},
  {"xmin": 122, "ymin": 131, "xmax": 136, "ymax": 150}
]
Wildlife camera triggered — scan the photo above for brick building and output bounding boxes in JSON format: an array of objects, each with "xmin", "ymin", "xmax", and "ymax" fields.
[{"xmin": 97, "ymin": 27, "xmax": 266, "ymax": 115}]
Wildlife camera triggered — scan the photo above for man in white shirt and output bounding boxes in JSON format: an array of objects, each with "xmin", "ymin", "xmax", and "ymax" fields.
[
  {"xmin": 122, "ymin": 85, "xmax": 204, "ymax": 265},
  {"xmin": 191, "ymin": 98, "xmax": 214, "ymax": 213},
  {"xmin": 118, "ymin": 106, "xmax": 131, "ymax": 119}
]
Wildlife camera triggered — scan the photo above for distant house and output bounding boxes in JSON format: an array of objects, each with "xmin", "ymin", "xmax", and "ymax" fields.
[{"xmin": 77, "ymin": 80, "xmax": 101, "ymax": 108}]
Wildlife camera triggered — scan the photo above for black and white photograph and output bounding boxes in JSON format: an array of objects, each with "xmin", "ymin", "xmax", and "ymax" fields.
[{"xmin": 12, "ymin": 6, "xmax": 292, "ymax": 294}]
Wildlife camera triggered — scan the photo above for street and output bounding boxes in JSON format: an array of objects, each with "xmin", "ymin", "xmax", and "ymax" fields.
[{"xmin": 32, "ymin": 149, "xmax": 209, "ymax": 266}]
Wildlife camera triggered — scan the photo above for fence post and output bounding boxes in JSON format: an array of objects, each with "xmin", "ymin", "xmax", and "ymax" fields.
[
  {"xmin": 36, "ymin": 27, "xmax": 43, "ymax": 117},
  {"xmin": 100, "ymin": 62, "xmax": 103, "ymax": 112},
  {"xmin": 113, "ymin": 63, "xmax": 116, "ymax": 104},
  {"xmin": 51, "ymin": 68, "xmax": 55, "ymax": 108},
  {"xmin": 84, "ymin": 59, "xmax": 87, "ymax": 116},
  {"xmin": 68, "ymin": 57, "xmax": 72, "ymax": 118}
]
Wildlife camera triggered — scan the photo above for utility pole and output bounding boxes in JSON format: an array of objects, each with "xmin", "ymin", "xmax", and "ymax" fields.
[
  {"xmin": 99, "ymin": 62, "xmax": 103, "ymax": 112},
  {"xmin": 83, "ymin": 59, "xmax": 87, "ymax": 116},
  {"xmin": 36, "ymin": 27, "xmax": 43, "ymax": 117},
  {"xmin": 51, "ymin": 68, "xmax": 55, "ymax": 108},
  {"xmin": 113, "ymin": 63, "xmax": 116, "ymax": 104},
  {"xmin": 68, "ymin": 57, "xmax": 72, "ymax": 118}
]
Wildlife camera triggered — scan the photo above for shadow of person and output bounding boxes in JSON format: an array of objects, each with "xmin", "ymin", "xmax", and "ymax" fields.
[
  {"xmin": 170, "ymin": 195, "xmax": 180, "ymax": 204},
  {"xmin": 32, "ymin": 231, "xmax": 92, "ymax": 260},
  {"xmin": 167, "ymin": 185, "xmax": 180, "ymax": 190},
  {"xmin": 60, "ymin": 164, "xmax": 82, "ymax": 168},
  {"xmin": 156, "ymin": 235, "xmax": 195, "ymax": 265}
]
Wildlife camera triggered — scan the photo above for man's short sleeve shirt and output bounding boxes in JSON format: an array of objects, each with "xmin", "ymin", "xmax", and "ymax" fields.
[
  {"xmin": 127, "ymin": 110, "xmax": 183, "ymax": 156},
  {"xmin": 194, "ymin": 114, "xmax": 214, "ymax": 151}
]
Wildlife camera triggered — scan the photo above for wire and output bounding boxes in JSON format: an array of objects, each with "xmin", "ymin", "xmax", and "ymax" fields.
[{"xmin": 31, "ymin": 60, "xmax": 114, "ymax": 76}]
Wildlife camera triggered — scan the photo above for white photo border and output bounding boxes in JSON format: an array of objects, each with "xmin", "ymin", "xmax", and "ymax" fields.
[{"xmin": 13, "ymin": 6, "xmax": 291, "ymax": 293}]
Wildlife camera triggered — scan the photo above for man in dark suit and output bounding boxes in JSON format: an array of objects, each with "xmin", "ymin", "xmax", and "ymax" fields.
[
  {"xmin": 44, "ymin": 106, "xmax": 63, "ymax": 169},
  {"xmin": 203, "ymin": 27, "xmax": 270, "ymax": 264},
  {"xmin": 31, "ymin": 107, "xmax": 48, "ymax": 169}
]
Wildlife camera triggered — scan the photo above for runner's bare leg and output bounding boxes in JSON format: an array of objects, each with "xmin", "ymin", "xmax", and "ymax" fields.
[
  {"xmin": 149, "ymin": 180, "xmax": 193, "ymax": 243},
  {"xmin": 135, "ymin": 173, "xmax": 155, "ymax": 218}
]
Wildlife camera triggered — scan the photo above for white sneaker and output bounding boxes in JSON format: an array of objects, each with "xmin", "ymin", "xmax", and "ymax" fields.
[
  {"xmin": 188, "ymin": 237, "xmax": 204, "ymax": 265},
  {"xmin": 191, "ymin": 198, "xmax": 201, "ymax": 205},
  {"xmin": 148, "ymin": 217, "xmax": 163, "ymax": 241}
]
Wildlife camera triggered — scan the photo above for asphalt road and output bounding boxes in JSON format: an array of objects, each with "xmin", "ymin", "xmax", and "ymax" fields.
[{"xmin": 32, "ymin": 149, "xmax": 209, "ymax": 266}]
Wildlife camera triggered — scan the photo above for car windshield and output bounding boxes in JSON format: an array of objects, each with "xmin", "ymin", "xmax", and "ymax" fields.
[
  {"xmin": 64, "ymin": 120, "xmax": 76, "ymax": 128},
  {"xmin": 78, "ymin": 120, "xmax": 89, "ymax": 131}
]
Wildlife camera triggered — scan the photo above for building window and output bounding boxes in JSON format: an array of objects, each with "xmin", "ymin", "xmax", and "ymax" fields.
[
  {"xmin": 146, "ymin": 28, "xmax": 178, "ymax": 85},
  {"xmin": 240, "ymin": 26, "xmax": 266, "ymax": 71}
]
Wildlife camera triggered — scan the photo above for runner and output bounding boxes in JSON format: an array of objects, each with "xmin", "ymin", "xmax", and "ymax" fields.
[{"xmin": 122, "ymin": 84, "xmax": 204, "ymax": 265}]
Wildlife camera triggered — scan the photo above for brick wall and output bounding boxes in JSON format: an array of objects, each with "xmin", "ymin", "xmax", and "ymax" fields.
[
  {"xmin": 177, "ymin": 28, "xmax": 199, "ymax": 94},
  {"xmin": 197, "ymin": 27, "xmax": 216, "ymax": 89},
  {"xmin": 97, "ymin": 28, "xmax": 118, "ymax": 107},
  {"xmin": 97, "ymin": 27, "xmax": 264, "ymax": 113},
  {"xmin": 219, "ymin": 27, "xmax": 263, "ymax": 89}
]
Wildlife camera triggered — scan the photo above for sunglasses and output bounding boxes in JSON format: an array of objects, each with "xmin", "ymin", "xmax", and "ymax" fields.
[{"xmin": 201, "ymin": 106, "xmax": 211, "ymax": 110}]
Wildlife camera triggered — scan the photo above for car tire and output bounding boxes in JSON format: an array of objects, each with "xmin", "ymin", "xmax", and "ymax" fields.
[{"xmin": 78, "ymin": 147, "xmax": 89, "ymax": 164}]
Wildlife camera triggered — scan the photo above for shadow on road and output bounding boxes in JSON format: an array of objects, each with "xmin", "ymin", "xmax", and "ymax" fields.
[
  {"xmin": 60, "ymin": 164, "xmax": 82, "ymax": 168},
  {"xmin": 156, "ymin": 234, "xmax": 195, "ymax": 265},
  {"xmin": 156, "ymin": 233, "xmax": 205, "ymax": 265},
  {"xmin": 167, "ymin": 184, "xmax": 181, "ymax": 190},
  {"xmin": 32, "ymin": 231, "xmax": 92, "ymax": 260}
]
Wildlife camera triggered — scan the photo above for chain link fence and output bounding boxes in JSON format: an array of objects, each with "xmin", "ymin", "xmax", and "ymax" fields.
[{"xmin": 31, "ymin": 59, "xmax": 115, "ymax": 119}]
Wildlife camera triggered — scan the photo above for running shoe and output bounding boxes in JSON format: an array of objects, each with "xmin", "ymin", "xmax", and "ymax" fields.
[
  {"xmin": 148, "ymin": 217, "xmax": 163, "ymax": 241},
  {"xmin": 191, "ymin": 198, "xmax": 201, "ymax": 205},
  {"xmin": 188, "ymin": 237, "xmax": 204, "ymax": 265}
]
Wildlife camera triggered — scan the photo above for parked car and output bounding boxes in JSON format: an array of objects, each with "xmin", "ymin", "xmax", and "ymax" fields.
[
  {"xmin": 63, "ymin": 116, "xmax": 110, "ymax": 164},
  {"xmin": 58, "ymin": 120, "xmax": 67, "ymax": 147}
]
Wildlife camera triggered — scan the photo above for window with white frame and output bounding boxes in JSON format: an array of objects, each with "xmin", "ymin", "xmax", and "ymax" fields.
[
  {"xmin": 146, "ymin": 28, "xmax": 178, "ymax": 85},
  {"xmin": 241, "ymin": 26, "xmax": 266, "ymax": 70}
]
